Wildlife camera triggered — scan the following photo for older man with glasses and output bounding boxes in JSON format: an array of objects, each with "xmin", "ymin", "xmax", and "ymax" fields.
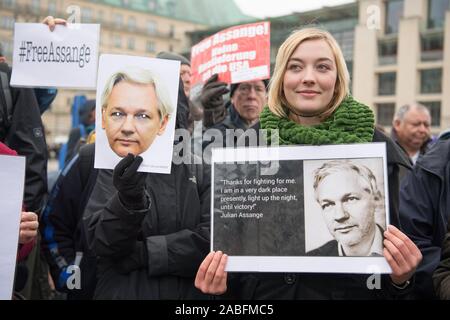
[{"xmin": 199, "ymin": 74, "xmax": 269, "ymax": 148}]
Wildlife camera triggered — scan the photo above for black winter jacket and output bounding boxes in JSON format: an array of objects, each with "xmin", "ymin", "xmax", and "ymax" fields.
[
  {"xmin": 433, "ymin": 219, "xmax": 450, "ymax": 299},
  {"xmin": 399, "ymin": 139, "xmax": 450, "ymax": 299},
  {"xmin": 0, "ymin": 63, "xmax": 48, "ymax": 212},
  {"xmin": 84, "ymin": 154, "xmax": 211, "ymax": 299},
  {"xmin": 40, "ymin": 145, "xmax": 98, "ymax": 299}
]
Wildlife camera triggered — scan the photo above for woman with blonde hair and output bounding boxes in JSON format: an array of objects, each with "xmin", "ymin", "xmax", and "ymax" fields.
[{"xmin": 195, "ymin": 28, "xmax": 422, "ymax": 299}]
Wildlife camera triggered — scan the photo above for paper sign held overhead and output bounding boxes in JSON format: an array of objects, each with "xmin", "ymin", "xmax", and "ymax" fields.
[
  {"xmin": 10, "ymin": 23, "xmax": 100, "ymax": 89},
  {"xmin": 190, "ymin": 21, "xmax": 270, "ymax": 93}
]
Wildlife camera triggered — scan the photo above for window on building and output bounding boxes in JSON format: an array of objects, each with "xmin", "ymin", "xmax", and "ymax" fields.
[
  {"xmin": 0, "ymin": 16, "xmax": 15, "ymax": 29},
  {"xmin": 114, "ymin": 14, "xmax": 123, "ymax": 28},
  {"xmin": 128, "ymin": 17, "xmax": 136, "ymax": 32},
  {"xmin": 7, "ymin": 15, "xmax": 14, "ymax": 29},
  {"xmin": 385, "ymin": 0, "xmax": 404, "ymax": 34},
  {"xmin": 31, "ymin": 0, "xmax": 40, "ymax": 14},
  {"xmin": 270, "ymin": 46, "xmax": 278, "ymax": 62},
  {"xmin": 167, "ymin": 1, "xmax": 176, "ymax": 15},
  {"xmin": 427, "ymin": 0, "xmax": 450, "ymax": 29},
  {"xmin": 332, "ymin": 30, "xmax": 354, "ymax": 61},
  {"xmin": 378, "ymin": 39, "xmax": 398, "ymax": 65},
  {"xmin": 148, "ymin": 0, "xmax": 157, "ymax": 11},
  {"xmin": 147, "ymin": 21, "xmax": 157, "ymax": 35},
  {"xmin": 48, "ymin": 0, "xmax": 57, "ymax": 16},
  {"xmin": 378, "ymin": 72, "xmax": 396, "ymax": 96},
  {"xmin": 127, "ymin": 38, "xmax": 135, "ymax": 50},
  {"xmin": 376, "ymin": 103, "xmax": 396, "ymax": 126},
  {"xmin": 420, "ymin": 68, "xmax": 442, "ymax": 93},
  {"xmin": 146, "ymin": 41, "xmax": 156, "ymax": 53},
  {"xmin": 421, "ymin": 31, "xmax": 444, "ymax": 61},
  {"xmin": 0, "ymin": 40, "xmax": 13, "ymax": 57},
  {"xmin": 346, "ymin": 61, "xmax": 353, "ymax": 85},
  {"xmin": 97, "ymin": 11, "xmax": 104, "ymax": 24},
  {"xmin": 81, "ymin": 7, "xmax": 92, "ymax": 23},
  {"xmin": 114, "ymin": 35, "xmax": 122, "ymax": 48},
  {"xmin": 3, "ymin": 0, "xmax": 16, "ymax": 8},
  {"xmin": 419, "ymin": 101, "xmax": 441, "ymax": 126}
]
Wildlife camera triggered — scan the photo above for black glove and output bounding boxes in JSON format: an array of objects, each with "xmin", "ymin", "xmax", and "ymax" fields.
[
  {"xmin": 201, "ymin": 74, "xmax": 229, "ymax": 127},
  {"xmin": 113, "ymin": 154, "xmax": 148, "ymax": 210},
  {"xmin": 113, "ymin": 241, "xmax": 148, "ymax": 275}
]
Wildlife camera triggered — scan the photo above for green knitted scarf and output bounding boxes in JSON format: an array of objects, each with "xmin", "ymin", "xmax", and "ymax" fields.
[{"xmin": 259, "ymin": 95, "xmax": 375, "ymax": 145}]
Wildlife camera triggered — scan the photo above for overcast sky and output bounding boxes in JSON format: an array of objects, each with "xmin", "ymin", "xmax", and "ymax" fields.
[{"xmin": 234, "ymin": 0, "xmax": 355, "ymax": 18}]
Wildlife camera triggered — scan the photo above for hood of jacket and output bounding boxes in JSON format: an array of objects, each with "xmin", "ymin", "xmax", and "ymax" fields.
[{"xmin": 416, "ymin": 139, "xmax": 450, "ymax": 178}]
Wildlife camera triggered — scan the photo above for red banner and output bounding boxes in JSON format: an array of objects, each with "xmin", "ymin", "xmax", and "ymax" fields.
[{"xmin": 190, "ymin": 21, "xmax": 270, "ymax": 91}]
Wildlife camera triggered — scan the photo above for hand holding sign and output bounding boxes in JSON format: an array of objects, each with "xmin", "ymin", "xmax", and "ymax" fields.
[
  {"xmin": 201, "ymin": 74, "xmax": 229, "ymax": 109},
  {"xmin": 19, "ymin": 211, "xmax": 38, "ymax": 244},
  {"xmin": 200, "ymin": 74, "xmax": 230, "ymax": 126},
  {"xmin": 42, "ymin": 16, "xmax": 67, "ymax": 31}
]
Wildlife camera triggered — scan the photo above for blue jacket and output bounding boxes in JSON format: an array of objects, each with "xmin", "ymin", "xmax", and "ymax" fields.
[{"xmin": 399, "ymin": 139, "xmax": 450, "ymax": 299}]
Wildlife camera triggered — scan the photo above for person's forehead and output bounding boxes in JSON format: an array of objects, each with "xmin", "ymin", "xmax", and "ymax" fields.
[
  {"xmin": 108, "ymin": 82, "xmax": 157, "ymax": 109},
  {"xmin": 404, "ymin": 107, "xmax": 431, "ymax": 122},
  {"xmin": 291, "ymin": 39, "xmax": 335, "ymax": 60},
  {"xmin": 319, "ymin": 169, "xmax": 368, "ymax": 190},
  {"xmin": 112, "ymin": 80, "xmax": 155, "ymax": 92},
  {"xmin": 238, "ymin": 80, "xmax": 266, "ymax": 87},
  {"xmin": 180, "ymin": 64, "xmax": 191, "ymax": 71}
]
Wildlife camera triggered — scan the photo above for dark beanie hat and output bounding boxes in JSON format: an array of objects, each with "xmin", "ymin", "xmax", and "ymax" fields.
[
  {"xmin": 230, "ymin": 79, "xmax": 269, "ymax": 97},
  {"xmin": 156, "ymin": 51, "xmax": 190, "ymax": 66}
]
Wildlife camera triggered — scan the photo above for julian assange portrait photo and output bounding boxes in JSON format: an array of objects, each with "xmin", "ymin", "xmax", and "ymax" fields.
[
  {"xmin": 303, "ymin": 158, "xmax": 387, "ymax": 257},
  {"xmin": 94, "ymin": 54, "xmax": 180, "ymax": 173}
]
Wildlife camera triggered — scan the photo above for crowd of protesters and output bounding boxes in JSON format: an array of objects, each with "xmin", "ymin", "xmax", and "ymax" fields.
[{"xmin": 1, "ymin": 15, "xmax": 450, "ymax": 301}]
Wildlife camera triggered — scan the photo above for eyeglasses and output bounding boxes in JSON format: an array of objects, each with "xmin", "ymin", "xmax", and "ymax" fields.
[{"xmin": 237, "ymin": 84, "xmax": 267, "ymax": 96}]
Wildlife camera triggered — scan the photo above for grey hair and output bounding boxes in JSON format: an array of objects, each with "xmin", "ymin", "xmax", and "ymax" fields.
[
  {"xmin": 394, "ymin": 103, "xmax": 430, "ymax": 122},
  {"xmin": 101, "ymin": 66, "xmax": 174, "ymax": 120},
  {"xmin": 313, "ymin": 160, "xmax": 382, "ymax": 202}
]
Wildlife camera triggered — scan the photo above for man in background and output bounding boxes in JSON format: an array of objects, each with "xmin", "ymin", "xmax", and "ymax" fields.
[{"xmin": 391, "ymin": 103, "xmax": 432, "ymax": 165}]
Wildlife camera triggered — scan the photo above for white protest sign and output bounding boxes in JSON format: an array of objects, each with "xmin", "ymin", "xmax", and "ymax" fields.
[
  {"xmin": 0, "ymin": 155, "xmax": 25, "ymax": 300},
  {"xmin": 95, "ymin": 54, "xmax": 180, "ymax": 174},
  {"xmin": 10, "ymin": 23, "xmax": 100, "ymax": 89}
]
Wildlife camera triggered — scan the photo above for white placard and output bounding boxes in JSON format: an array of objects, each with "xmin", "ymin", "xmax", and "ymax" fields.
[
  {"xmin": 10, "ymin": 23, "xmax": 100, "ymax": 89},
  {"xmin": 211, "ymin": 143, "xmax": 392, "ymax": 274},
  {"xmin": 95, "ymin": 54, "xmax": 180, "ymax": 174},
  {"xmin": 0, "ymin": 155, "xmax": 25, "ymax": 300},
  {"xmin": 231, "ymin": 65, "xmax": 269, "ymax": 84}
]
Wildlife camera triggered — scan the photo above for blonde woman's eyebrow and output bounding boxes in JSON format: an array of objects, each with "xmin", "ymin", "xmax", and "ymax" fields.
[{"xmin": 288, "ymin": 57, "xmax": 333, "ymax": 64}]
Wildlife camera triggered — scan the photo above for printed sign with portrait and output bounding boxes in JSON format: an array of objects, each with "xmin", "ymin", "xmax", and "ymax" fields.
[
  {"xmin": 94, "ymin": 54, "xmax": 180, "ymax": 174},
  {"xmin": 211, "ymin": 143, "xmax": 391, "ymax": 274}
]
